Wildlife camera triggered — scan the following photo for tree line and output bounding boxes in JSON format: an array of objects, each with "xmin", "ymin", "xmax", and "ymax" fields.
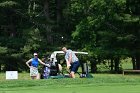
[{"xmin": 0, "ymin": 0, "xmax": 140, "ymax": 73}]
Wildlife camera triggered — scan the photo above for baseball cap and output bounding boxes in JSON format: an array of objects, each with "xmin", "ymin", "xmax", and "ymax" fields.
[{"xmin": 33, "ymin": 53, "xmax": 38, "ymax": 56}]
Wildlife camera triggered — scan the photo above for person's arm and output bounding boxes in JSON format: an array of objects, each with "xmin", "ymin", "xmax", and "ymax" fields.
[
  {"xmin": 68, "ymin": 52, "xmax": 72, "ymax": 63},
  {"xmin": 26, "ymin": 59, "xmax": 32, "ymax": 68},
  {"xmin": 38, "ymin": 58, "xmax": 50, "ymax": 67},
  {"xmin": 58, "ymin": 64, "xmax": 62, "ymax": 71},
  {"xmin": 66, "ymin": 51, "xmax": 72, "ymax": 69},
  {"xmin": 66, "ymin": 59, "xmax": 71, "ymax": 69}
]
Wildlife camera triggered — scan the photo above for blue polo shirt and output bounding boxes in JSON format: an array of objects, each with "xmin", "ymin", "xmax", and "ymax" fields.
[{"xmin": 31, "ymin": 58, "xmax": 39, "ymax": 67}]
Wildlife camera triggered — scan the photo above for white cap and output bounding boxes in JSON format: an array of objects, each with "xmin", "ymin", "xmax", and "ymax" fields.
[{"xmin": 33, "ymin": 53, "xmax": 38, "ymax": 56}]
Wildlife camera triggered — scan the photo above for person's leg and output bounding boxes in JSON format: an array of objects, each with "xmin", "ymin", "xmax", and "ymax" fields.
[
  {"xmin": 36, "ymin": 73, "xmax": 40, "ymax": 79},
  {"xmin": 58, "ymin": 64, "xmax": 62, "ymax": 72},
  {"xmin": 70, "ymin": 71, "xmax": 75, "ymax": 78},
  {"xmin": 70, "ymin": 61, "xmax": 80, "ymax": 78},
  {"xmin": 31, "ymin": 76, "xmax": 36, "ymax": 79},
  {"xmin": 31, "ymin": 76, "xmax": 34, "ymax": 79}
]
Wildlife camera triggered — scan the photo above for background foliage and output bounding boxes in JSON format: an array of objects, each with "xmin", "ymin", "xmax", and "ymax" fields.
[{"xmin": 0, "ymin": 0, "xmax": 140, "ymax": 73}]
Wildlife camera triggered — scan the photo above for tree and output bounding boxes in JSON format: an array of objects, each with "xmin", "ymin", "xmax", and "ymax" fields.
[{"xmin": 71, "ymin": 0, "xmax": 140, "ymax": 72}]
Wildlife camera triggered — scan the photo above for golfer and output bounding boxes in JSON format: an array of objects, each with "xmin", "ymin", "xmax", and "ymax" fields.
[
  {"xmin": 62, "ymin": 47, "xmax": 80, "ymax": 78},
  {"xmin": 26, "ymin": 53, "xmax": 50, "ymax": 79}
]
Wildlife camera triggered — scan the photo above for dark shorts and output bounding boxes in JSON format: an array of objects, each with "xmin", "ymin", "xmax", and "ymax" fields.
[{"xmin": 70, "ymin": 61, "xmax": 80, "ymax": 73}]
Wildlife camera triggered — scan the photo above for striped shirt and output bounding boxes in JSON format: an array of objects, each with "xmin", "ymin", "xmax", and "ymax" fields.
[{"xmin": 65, "ymin": 49, "xmax": 78, "ymax": 63}]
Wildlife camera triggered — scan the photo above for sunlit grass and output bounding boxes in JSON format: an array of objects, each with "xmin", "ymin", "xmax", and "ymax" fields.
[{"xmin": 121, "ymin": 58, "xmax": 133, "ymax": 69}]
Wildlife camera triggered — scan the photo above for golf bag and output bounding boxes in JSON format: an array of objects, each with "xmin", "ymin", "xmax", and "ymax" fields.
[
  {"xmin": 80, "ymin": 63, "xmax": 89, "ymax": 78},
  {"xmin": 49, "ymin": 61, "xmax": 59, "ymax": 76},
  {"xmin": 43, "ymin": 66, "xmax": 50, "ymax": 79},
  {"xmin": 41, "ymin": 61, "xmax": 59, "ymax": 79}
]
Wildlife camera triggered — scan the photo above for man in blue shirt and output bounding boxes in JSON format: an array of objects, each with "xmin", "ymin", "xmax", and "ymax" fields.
[{"xmin": 62, "ymin": 47, "xmax": 80, "ymax": 78}]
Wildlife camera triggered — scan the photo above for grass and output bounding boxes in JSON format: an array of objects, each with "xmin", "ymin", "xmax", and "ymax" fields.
[
  {"xmin": 0, "ymin": 60, "xmax": 139, "ymax": 93},
  {"xmin": 0, "ymin": 73, "xmax": 140, "ymax": 93},
  {"xmin": 0, "ymin": 72, "xmax": 31, "ymax": 80}
]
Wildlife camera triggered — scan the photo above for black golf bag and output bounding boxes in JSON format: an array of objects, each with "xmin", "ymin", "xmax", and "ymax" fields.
[
  {"xmin": 49, "ymin": 61, "xmax": 59, "ymax": 76},
  {"xmin": 80, "ymin": 63, "xmax": 89, "ymax": 78}
]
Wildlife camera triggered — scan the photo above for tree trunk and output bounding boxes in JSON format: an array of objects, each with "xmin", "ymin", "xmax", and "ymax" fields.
[
  {"xmin": 114, "ymin": 57, "xmax": 120, "ymax": 73},
  {"xmin": 0, "ymin": 63, "xmax": 1, "ymax": 72},
  {"xmin": 56, "ymin": 0, "xmax": 61, "ymax": 26},
  {"xmin": 44, "ymin": 0, "xmax": 53, "ymax": 44},
  {"xmin": 110, "ymin": 58, "xmax": 114, "ymax": 71},
  {"xmin": 44, "ymin": 0, "xmax": 50, "ymax": 20},
  {"xmin": 9, "ymin": 24, "xmax": 16, "ymax": 37},
  {"xmin": 132, "ymin": 57, "xmax": 136, "ymax": 70},
  {"xmin": 136, "ymin": 54, "xmax": 140, "ymax": 70}
]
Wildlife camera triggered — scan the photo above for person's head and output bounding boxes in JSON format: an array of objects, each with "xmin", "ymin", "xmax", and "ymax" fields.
[
  {"xmin": 33, "ymin": 53, "xmax": 38, "ymax": 58},
  {"xmin": 42, "ymin": 56, "xmax": 46, "ymax": 62},
  {"xmin": 62, "ymin": 47, "xmax": 67, "ymax": 53}
]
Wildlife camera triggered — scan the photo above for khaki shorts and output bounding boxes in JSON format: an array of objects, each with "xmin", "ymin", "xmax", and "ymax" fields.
[{"xmin": 30, "ymin": 66, "xmax": 38, "ymax": 76}]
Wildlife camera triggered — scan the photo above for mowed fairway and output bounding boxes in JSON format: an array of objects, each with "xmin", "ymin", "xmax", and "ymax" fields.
[
  {"xmin": 1, "ymin": 84, "xmax": 140, "ymax": 93},
  {"xmin": 0, "ymin": 73, "xmax": 140, "ymax": 93}
]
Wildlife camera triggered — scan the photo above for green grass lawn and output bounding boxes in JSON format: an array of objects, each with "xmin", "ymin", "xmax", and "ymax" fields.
[
  {"xmin": 0, "ymin": 73, "xmax": 140, "ymax": 93},
  {"xmin": 1, "ymin": 84, "xmax": 140, "ymax": 93}
]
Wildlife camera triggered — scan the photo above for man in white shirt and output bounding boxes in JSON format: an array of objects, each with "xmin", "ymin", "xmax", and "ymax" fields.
[{"xmin": 62, "ymin": 47, "xmax": 80, "ymax": 78}]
